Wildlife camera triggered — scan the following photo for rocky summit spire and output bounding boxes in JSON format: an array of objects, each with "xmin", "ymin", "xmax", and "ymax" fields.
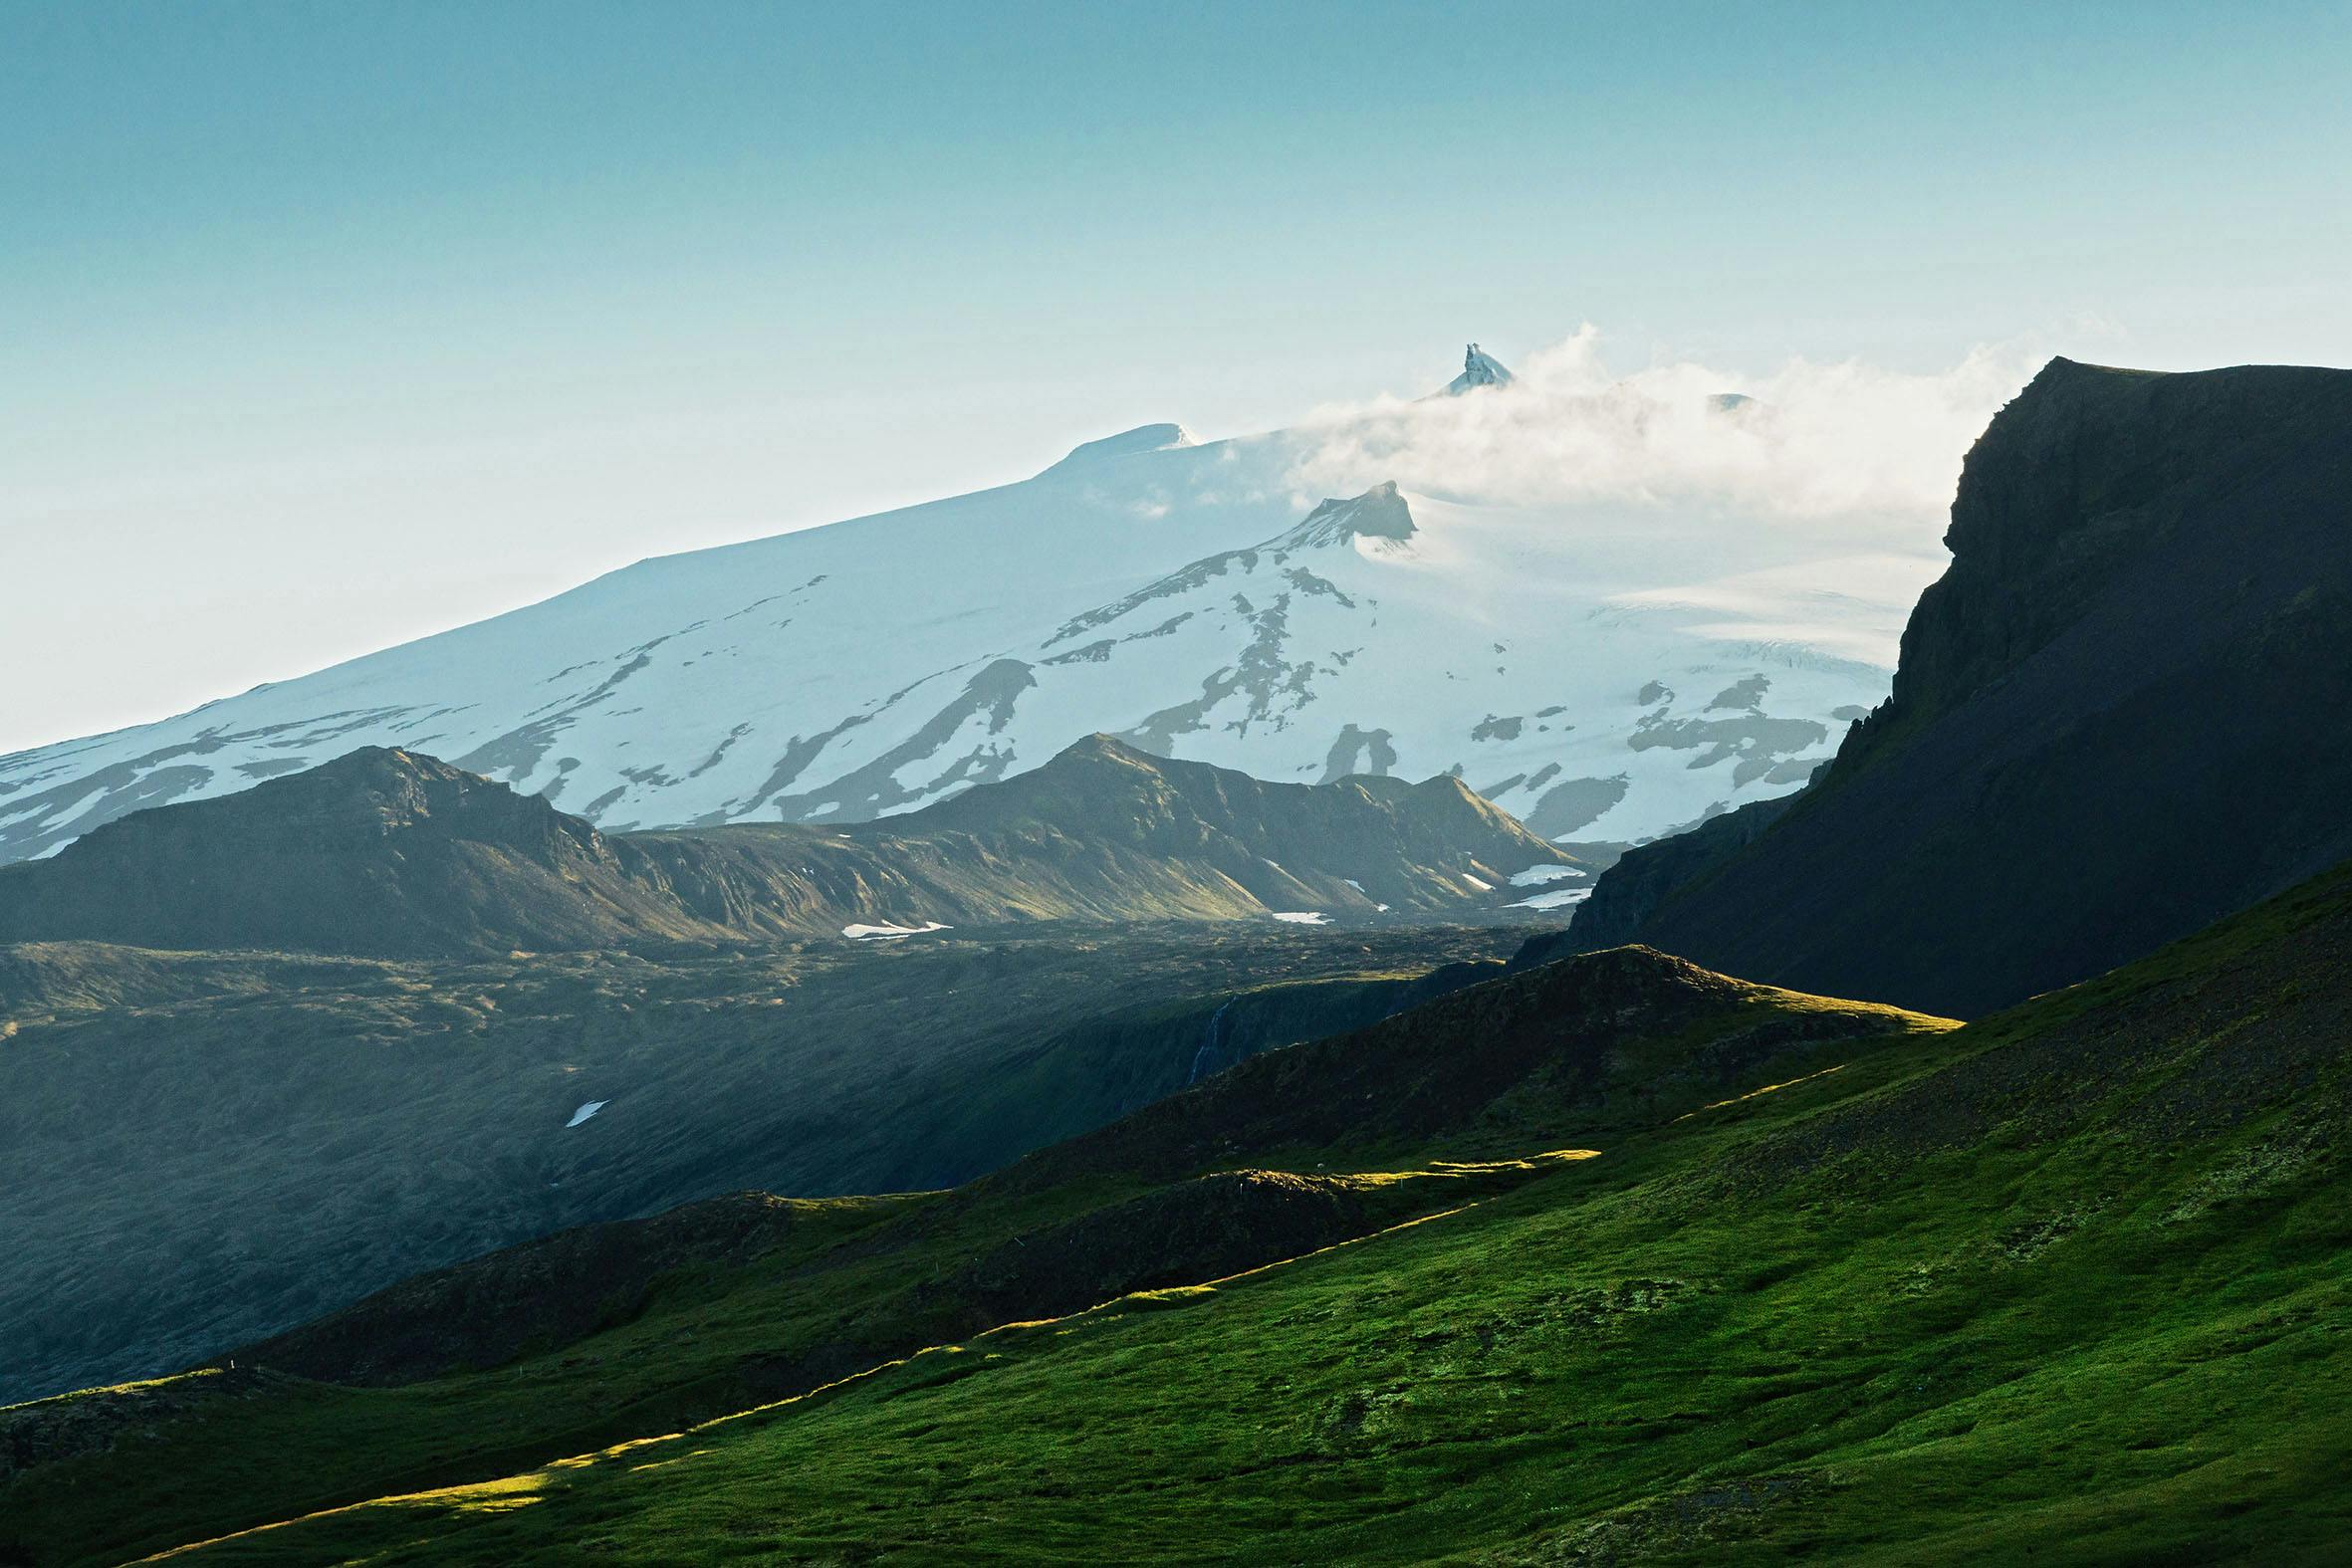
[{"xmin": 1445, "ymin": 342, "xmax": 1514, "ymax": 395}]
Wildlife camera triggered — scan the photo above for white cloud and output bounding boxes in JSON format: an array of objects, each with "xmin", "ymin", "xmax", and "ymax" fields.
[{"xmin": 1280, "ymin": 327, "xmax": 2039, "ymax": 524}]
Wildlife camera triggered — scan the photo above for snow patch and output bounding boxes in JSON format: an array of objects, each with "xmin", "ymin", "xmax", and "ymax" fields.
[
  {"xmin": 1510, "ymin": 863, "xmax": 1586, "ymax": 887},
  {"xmin": 1510, "ymin": 887, "xmax": 1593, "ymax": 911},
  {"xmin": 565, "ymin": 1100, "xmax": 608, "ymax": 1128},
  {"xmin": 1269, "ymin": 911, "xmax": 1329, "ymax": 925},
  {"xmin": 842, "ymin": 921, "xmax": 950, "ymax": 941},
  {"xmin": 1049, "ymin": 423, "xmax": 1199, "ymax": 471}
]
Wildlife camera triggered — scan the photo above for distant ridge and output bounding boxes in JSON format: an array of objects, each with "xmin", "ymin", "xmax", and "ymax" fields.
[{"xmin": 0, "ymin": 736, "xmax": 1576, "ymax": 957}]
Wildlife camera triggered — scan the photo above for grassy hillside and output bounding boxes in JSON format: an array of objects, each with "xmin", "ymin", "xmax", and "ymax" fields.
[
  {"xmin": 0, "ymin": 951, "xmax": 1941, "ymax": 1565},
  {"xmin": 6, "ymin": 865, "xmax": 2348, "ymax": 1563}
]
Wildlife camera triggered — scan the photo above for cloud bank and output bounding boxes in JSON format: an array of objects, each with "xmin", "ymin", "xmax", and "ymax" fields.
[{"xmin": 1282, "ymin": 327, "xmax": 2039, "ymax": 525}]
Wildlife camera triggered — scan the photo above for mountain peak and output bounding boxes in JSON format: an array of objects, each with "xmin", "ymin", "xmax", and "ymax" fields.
[
  {"xmin": 112, "ymin": 744, "xmax": 560, "ymax": 846},
  {"xmin": 1050, "ymin": 732, "xmax": 1161, "ymax": 769},
  {"xmin": 1444, "ymin": 342, "xmax": 1513, "ymax": 395},
  {"xmin": 311, "ymin": 745, "xmax": 465, "ymax": 788},
  {"xmin": 1278, "ymin": 482, "xmax": 1416, "ymax": 550},
  {"xmin": 0, "ymin": 748, "xmax": 618, "ymax": 957},
  {"xmin": 904, "ymin": 730, "xmax": 1567, "ymax": 910},
  {"xmin": 1046, "ymin": 422, "xmax": 1200, "ymax": 473}
]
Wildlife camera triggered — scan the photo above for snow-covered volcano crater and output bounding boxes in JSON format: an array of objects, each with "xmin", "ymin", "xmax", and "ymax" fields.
[{"xmin": 0, "ymin": 348, "xmax": 1944, "ymax": 863}]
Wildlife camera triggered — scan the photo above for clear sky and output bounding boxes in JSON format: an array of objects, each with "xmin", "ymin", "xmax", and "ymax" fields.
[{"xmin": 5, "ymin": 0, "xmax": 2348, "ymax": 754}]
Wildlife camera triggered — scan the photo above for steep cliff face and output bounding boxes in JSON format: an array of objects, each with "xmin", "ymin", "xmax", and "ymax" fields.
[
  {"xmin": 1845, "ymin": 357, "xmax": 2351, "ymax": 768},
  {"xmin": 1514, "ymin": 791, "xmax": 1794, "ymax": 970},
  {"xmin": 1546, "ymin": 357, "xmax": 2352, "ymax": 1016}
]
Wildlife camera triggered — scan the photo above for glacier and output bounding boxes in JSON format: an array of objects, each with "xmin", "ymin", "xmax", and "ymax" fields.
[{"xmin": 0, "ymin": 347, "xmax": 1946, "ymax": 864}]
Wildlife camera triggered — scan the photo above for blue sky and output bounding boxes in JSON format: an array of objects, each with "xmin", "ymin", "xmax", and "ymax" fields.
[{"xmin": 5, "ymin": 0, "xmax": 2349, "ymax": 752}]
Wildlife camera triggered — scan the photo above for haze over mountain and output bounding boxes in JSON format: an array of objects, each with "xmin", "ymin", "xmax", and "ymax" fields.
[
  {"xmin": 1536, "ymin": 358, "xmax": 2352, "ymax": 1016},
  {"xmin": 0, "ymin": 736, "xmax": 1569, "ymax": 959},
  {"xmin": 0, "ymin": 344, "xmax": 1963, "ymax": 867}
]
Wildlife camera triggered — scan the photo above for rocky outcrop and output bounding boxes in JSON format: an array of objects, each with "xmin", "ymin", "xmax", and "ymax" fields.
[
  {"xmin": 1546, "ymin": 357, "xmax": 2352, "ymax": 1016},
  {"xmin": 1445, "ymin": 341, "xmax": 1514, "ymax": 393}
]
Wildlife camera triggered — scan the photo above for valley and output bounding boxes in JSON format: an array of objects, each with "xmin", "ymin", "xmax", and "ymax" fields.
[{"xmin": 0, "ymin": 918, "xmax": 1533, "ymax": 1410}]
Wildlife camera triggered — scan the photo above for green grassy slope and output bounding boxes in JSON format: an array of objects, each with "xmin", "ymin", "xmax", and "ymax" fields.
[
  {"xmin": 0, "ymin": 957, "xmax": 1940, "ymax": 1565},
  {"xmin": 9, "ymin": 865, "xmax": 2352, "ymax": 1564}
]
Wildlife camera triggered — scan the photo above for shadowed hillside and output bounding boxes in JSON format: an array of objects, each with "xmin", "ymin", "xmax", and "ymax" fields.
[
  {"xmin": 0, "ymin": 944, "xmax": 1947, "ymax": 1564},
  {"xmin": 0, "ymin": 920, "xmax": 1528, "ymax": 1408}
]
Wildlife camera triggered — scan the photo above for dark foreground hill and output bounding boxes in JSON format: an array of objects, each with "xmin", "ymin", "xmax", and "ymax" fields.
[
  {"xmin": 0, "ymin": 736, "xmax": 1571, "ymax": 958},
  {"xmin": 1536, "ymin": 357, "xmax": 2352, "ymax": 1016},
  {"xmin": 9, "ymin": 856, "xmax": 2351, "ymax": 1564},
  {"xmin": 0, "ymin": 921, "xmax": 1528, "ymax": 1408}
]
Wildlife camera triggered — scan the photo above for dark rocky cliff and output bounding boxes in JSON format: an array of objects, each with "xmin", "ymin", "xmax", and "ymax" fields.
[{"xmin": 1535, "ymin": 357, "xmax": 2352, "ymax": 1016}]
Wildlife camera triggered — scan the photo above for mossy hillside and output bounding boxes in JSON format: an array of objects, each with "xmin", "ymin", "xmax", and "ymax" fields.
[
  {"xmin": 109, "ymin": 1028, "xmax": 2352, "ymax": 1566},
  {"xmin": 0, "ymin": 960, "xmax": 1938, "ymax": 1565},
  {"xmin": 0, "ymin": 1156, "xmax": 1606, "ymax": 1567},
  {"xmin": 9, "ymin": 865, "xmax": 2351, "ymax": 1564}
]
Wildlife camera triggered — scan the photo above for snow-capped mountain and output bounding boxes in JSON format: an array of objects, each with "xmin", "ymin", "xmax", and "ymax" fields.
[{"xmin": 0, "ymin": 347, "xmax": 1941, "ymax": 864}]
